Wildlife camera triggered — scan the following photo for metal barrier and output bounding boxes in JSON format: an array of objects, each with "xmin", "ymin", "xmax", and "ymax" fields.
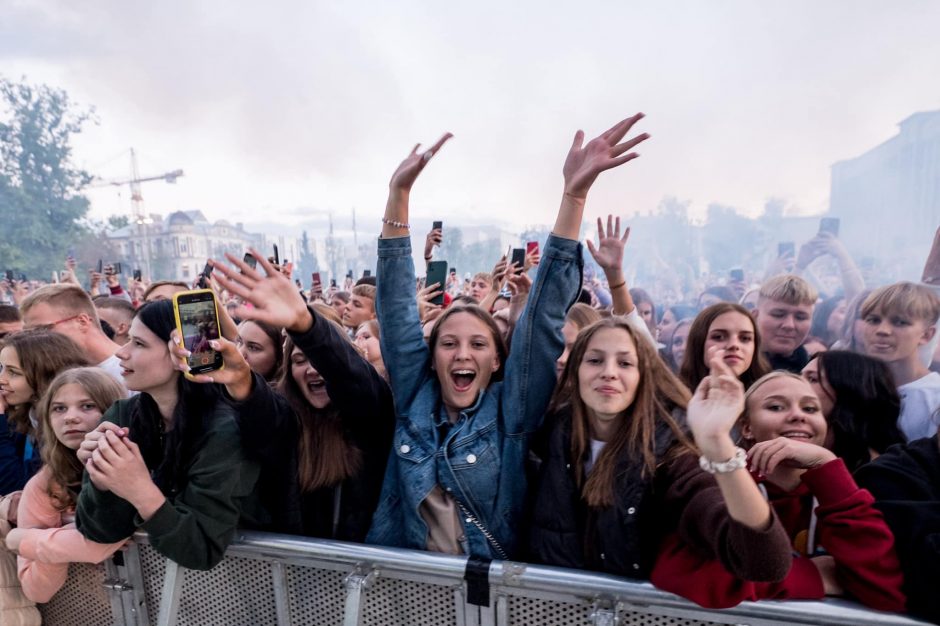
[{"xmin": 38, "ymin": 530, "xmax": 931, "ymax": 626}]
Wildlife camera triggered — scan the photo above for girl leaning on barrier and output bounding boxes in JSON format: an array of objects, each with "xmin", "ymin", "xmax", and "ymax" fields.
[
  {"xmin": 210, "ymin": 252, "xmax": 395, "ymax": 541},
  {"xmin": 527, "ymin": 323, "xmax": 793, "ymax": 581},
  {"xmin": 651, "ymin": 367, "xmax": 906, "ymax": 611},
  {"xmin": 5, "ymin": 368, "xmax": 127, "ymax": 602},
  {"xmin": 365, "ymin": 114, "xmax": 649, "ymax": 558},
  {"xmin": 74, "ymin": 300, "xmax": 264, "ymax": 571}
]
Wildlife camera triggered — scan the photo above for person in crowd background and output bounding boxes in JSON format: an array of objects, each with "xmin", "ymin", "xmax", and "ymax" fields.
[
  {"xmin": 235, "ymin": 319, "xmax": 284, "ymax": 383},
  {"xmin": 802, "ymin": 351, "xmax": 905, "ymax": 472},
  {"xmin": 0, "ymin": 331, "xmax": 89, "ymax": 492},
  {"xmin": 860, "ymin": 282, "xmax": 940, "ymax": 440},
  {"xmin": 680, "ymin": 302, "xmax": 770, "ymax": 392},
  {"xmin": 355, "ymin": 320, "xmax": 387, "ymax": 381},
  {"xmin": 343, "ymin": 284, "xmax": 376, "ymax": 333},
  {"xmin": 754, "ymin": 275, "xmax": 817, "ymax": 373},
  {"xmin": 0, "ymin": 306, "xmax": 23, "ymax": 340},
  {"xmin": 93, "ymin": 297, "xmax": 135, "ymax": 348}
]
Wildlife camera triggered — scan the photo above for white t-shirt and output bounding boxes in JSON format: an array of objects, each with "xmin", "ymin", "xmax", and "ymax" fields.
[
  {"xmin": 898, "ymin": 371, "xmax": 940, "ymax": 441},
  {"xmin": 98, "ymin": 354, "xmax": 134, "ymax": 397},
  {"xmin": 584, "ymin": 438, "xmax": 608, "ymax": 475}
]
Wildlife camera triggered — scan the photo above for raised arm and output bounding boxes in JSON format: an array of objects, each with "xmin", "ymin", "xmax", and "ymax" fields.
[{"xmin": 502, "ymin": 115, "xmax": 649, "ymax": 434}]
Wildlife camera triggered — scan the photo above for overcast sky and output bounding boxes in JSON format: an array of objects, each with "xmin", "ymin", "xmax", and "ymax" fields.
[{"xmin": 3, "ymin": 0, "xmax": 939, "ymax": 232}]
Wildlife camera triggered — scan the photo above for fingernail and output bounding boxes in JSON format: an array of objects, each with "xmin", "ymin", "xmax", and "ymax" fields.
[{"xmin": 209, "ymin": 340, "xmax": 220, "ymax": 349}]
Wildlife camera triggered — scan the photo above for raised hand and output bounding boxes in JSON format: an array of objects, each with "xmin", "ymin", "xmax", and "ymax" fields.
[
  {"xmin": 563, "ymin": 113, "xmax": 649, "ymax": 200},
  {"xmin": 210, "ymin": 250, "xmax": 311, "ymax": 333},
  {"xmin": 417, "ymin": 282, "xmax": 443, "ymax": 322},
  {"xmin": 424, "ymin": 227, "xmax": 443, "ymax": 261},
  {"xmin": 687, "ymin": 347, "xmax": 746, "ymax": 464},
  {"xmin": 389, "ymin": 133, "xmax": 453, "ymax": 193},
  {"xmin": 506, "ymin": 270, "xmax": 532, "ymax": 298},
  {"xmin": 586, "ymin": 215, "xmax": 630, "ymax": 273}
]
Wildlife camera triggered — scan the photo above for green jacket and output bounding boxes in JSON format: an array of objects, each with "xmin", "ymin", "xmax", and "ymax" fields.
[{"xmin": 75, "ymin": 394, "xmax": 261, "ymax": 570}]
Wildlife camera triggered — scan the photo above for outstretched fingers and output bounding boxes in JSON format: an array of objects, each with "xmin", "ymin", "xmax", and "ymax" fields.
[{"xmin": 601, "ymin": 112, "xmax": 645, "ymax": 144}]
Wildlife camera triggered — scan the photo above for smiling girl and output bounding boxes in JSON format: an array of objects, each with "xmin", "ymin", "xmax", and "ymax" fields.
[
  {"xmin": 367, "ymin": 115, "xmax": 649, "ymax": 558},
  {"xmin": 653, "ymin": 370, "xmax": 906, "ymax": 610},
  {"xmin": 5, "ymin": 368, "xmax": 127, "ymax": 602},
  {"xmin": 680, "ymin": 302, "xmax": 770, "ymax": 391}
]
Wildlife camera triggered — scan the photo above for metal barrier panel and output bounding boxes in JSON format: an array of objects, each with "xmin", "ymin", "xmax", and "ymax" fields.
[
  {"xmin": 38, "ymin": 561, "xmax": 114, "ymax": 626},
  {"xmin": 37, "ymin": 532, "xmax": 935, "ymax": 626}
]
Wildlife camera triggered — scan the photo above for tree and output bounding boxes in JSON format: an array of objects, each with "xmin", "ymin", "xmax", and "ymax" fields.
[{"xmin": 0, "ymin": 77, "xmax": 96, "ymax": 278}]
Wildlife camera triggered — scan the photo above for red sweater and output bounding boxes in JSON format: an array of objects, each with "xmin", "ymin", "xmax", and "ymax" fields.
[{"xmin": 651, "ymin": 458, "xmax": 906, "ymax": 611}]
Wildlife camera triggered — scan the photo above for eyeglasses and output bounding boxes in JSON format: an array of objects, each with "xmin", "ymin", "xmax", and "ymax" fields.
[{"xmin": 33, "ymin": 314, "xmax": 83, "ymax": 332}]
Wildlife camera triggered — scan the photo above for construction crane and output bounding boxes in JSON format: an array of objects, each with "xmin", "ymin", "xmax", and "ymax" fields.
[{"xmin": 90, "ymin": 148, "xmax": 184, "ymax": 280}]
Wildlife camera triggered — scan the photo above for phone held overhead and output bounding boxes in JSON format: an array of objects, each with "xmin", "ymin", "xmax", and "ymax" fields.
[{"xmin": 172, "ymin": 289, "xmax": 224, "ymax": 379}]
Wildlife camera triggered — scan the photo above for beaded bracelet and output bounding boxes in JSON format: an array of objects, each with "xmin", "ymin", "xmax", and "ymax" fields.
[
  {"xmin": 382, "ymin": 217, "xmax": 409, "ymax": 230},
  {"xmin": 699, "ymin": 447, "xmax": 747, "ymax": 474}
]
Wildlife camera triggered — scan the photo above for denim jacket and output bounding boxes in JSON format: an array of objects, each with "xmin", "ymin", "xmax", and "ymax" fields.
[{"xmin": 366, "ymin": 234, "xmax": 582, "ymax": 558}]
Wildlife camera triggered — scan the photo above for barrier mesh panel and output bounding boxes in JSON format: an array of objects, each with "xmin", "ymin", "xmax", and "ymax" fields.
[
  {"xmin": 362, "ymin": 576, "xmax": 457, "ymax": 626},
  {"xmin": 286, "ymin": 563, "xmax": 347, "ymax": 624},
  {"xmin": 508, "ymin": 595, "xmax": 594, "ymax": 625},
  {"xmin": 39, "ymin": 562, "xmax": 113, "ymax": 626},
  {"xmin": 618, "ymin": 609, "xmax": 722, "ymax": 626},
  {"xmin": 138, "ymin": 541, "xmax": 167, "ymax": 613},
  {"xmin": 176, "ymin": 554, "xmax": 278, "ymax": 625}
]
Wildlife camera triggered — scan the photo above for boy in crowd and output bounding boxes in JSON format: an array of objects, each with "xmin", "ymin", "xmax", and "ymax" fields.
[
  {"xmin": 93, "ymin": 297, "xmax": 136, "ymax": 347},
  {"xmin": 0, "ymin": 305, "xmax": 23, "ymax": 340},
  {"xmin": 343, "ymin": 284, "xmax": 376, "ymax": 331},
  {"xmin": 861, "ymin": 282, "xmax": 940, "ymax": 440},
  {"xmin": 754, "ymin": 274, "xmax": 817, "ymax": 373}
]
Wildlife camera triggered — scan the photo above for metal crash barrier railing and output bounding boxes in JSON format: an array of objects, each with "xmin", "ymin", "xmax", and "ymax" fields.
[{"xmin": 37, "ymin": 531, "xmax": 931, "ymax": 626}]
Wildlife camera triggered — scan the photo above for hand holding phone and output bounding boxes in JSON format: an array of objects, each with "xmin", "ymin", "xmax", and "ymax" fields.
[
  {"xmin": 510, "ymin": 248, "xmax": 526, "ymax": 274},
  {"xmin": 426, "ymin": 261, "xmax": 448, "ymax": 305}
]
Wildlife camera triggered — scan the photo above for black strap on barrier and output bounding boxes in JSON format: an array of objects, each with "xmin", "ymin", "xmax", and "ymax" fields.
[{"xmin": 464, "ymin": 557, "xmax": 492, "ymax": 607}]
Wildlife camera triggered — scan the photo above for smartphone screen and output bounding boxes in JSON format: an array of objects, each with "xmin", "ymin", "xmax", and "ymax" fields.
[
  {"xmin": 363, "ymin": 269, "xmax": 372, "ymax": 278},
  {"xmin": 243, "ymin": 252, "xmax": 258, "ymax": 271},
  {"xmin": 432, "ymin": 220, "xmax": 443, "ymax": 231},
  {"xmin": 5, "ymin": 270, "xmax": 14, "ymax": 282},
  {"xmin": 312, "ymin": 272, "xmax": 322, "ymax": 293},
  {"xmin": 730, "ymin": 268, "xmax": 745, "ymax": 282},
  {"xmin": 272, "ymin": 244, "xmax": 280, "ymax": 266},
  {"xmin": 173, "ymin": 290, "xmax": 223, "ymax": 375},
  {"xmin": 330, "ymin": 278, "xmax": 337, "ymax": 288},
  {"xmin": 526, "ymin": 241, "xmax": 539, "ymax": 255},
  {"xmin": 511, "ymin": 248, "xmax": 526, "ymax": 273},
  {"xmin": 133, "ymin": 269, "xmax": 142, "ymax": 281},
  {"xmin": 96, "ymin": 259, "xmax": 103, "ymax": 274},
  {"xmin": 114, "ymin": 262, "xmax": 123, "ymax": 275},
  {"xmin": 426, "ymin": 261, "xmax": 448, "ymax": 305}
]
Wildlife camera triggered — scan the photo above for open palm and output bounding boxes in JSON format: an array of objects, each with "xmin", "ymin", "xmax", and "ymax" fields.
[{"xmin": 586, "ymin": 215, "xmax": 630, "ymax": 272}]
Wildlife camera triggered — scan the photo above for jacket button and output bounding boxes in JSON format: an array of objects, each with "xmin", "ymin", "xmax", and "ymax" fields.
[
  {"xmin": 445, "ymin": 487, "xmax": 452, "ymax": 493},
  {"xmin": 400, "ymin": 444, "xmax": 410, "ymax": 454},
  {"xmin": 633, "ymin": 563, "xmax": 640, "ymax": 570},
  {"xmin": 627, "ymin": 507, "xmax": 636, "ymax": 515},
  {"xmin": 467, "ymin": 454, "xmax": 477, "ymax": 464}
]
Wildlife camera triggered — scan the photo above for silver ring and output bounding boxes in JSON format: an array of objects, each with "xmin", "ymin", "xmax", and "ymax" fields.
[{"xmin": 422, "ymin": 151, "xmax": 433, "ymax": 162}]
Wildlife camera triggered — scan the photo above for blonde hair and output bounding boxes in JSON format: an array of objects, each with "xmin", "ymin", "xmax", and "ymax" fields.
[
  {"xmin": 20, "ymin": 284, "xmax": 98, "ymax": 323},
  {"xmin": 740, "ymin": 371, "xmax": 814, "ymax": 444},
  {"xmin": 758, "ymin": 275, "xmax": 817, "ymax": 307},
  {"xmin": 860, "ymin": 282, "xmax": 940, "ymax": 326},
  {"xmin": 351, "ymin": 284, "xmax": 376, "ymax": 301}
]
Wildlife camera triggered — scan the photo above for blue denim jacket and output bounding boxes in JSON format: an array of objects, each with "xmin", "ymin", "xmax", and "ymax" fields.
[{"xmin": 366, "ymin": 234, "xmax": 582, "ymax": 558}]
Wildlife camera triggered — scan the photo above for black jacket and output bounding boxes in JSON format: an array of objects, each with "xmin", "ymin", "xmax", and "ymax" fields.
[
  {"xmin": 527, "ymin": 409, "xmax": 679, "ymax": 579},
  {"xmin": 855, "ymin": 435, "xmax": 940, "ymax": 623},
  {"xmin": 237, "ymin": 308, "xmax": 394, "ymax": 542}
]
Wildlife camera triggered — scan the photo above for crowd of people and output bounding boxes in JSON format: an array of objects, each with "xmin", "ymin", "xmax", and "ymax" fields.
[{"xmin": 0, "ymin": 113, "xmax": 939, "ymax": 624}]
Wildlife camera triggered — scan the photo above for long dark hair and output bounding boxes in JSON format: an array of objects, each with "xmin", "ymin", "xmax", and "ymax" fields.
[
  {"xmin": 278, "ymin": 331, "xmax": 362, "ymax": 492},
  {"xmin": 238, "ymin": 319, "xmax": 284, "ymax": 382},
  {"xmin": 550, "ymin": 318, "xmax": 694, "ymax": 507},
  {"xmin": 680, "ymin": 303, "xmax": 770, "ymax": 391},
  {"xmin": 129, "ymin": 301, "xmax": 218, "ymax": 493},
  {"xmin": 812, "ymin": 351, "xmax": 906, "ymax": 472}
]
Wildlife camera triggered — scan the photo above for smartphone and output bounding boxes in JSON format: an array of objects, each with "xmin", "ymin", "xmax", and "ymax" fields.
[
  {"xmin": 312, "ymin": 272, "xmax": 322, "ymax": 294},
  {"xmin": 426, "ymin": 261, "xmax": 448, "ymax": 305},
  {"xmin": 18, "ymin": 274, "xmax": 26, "ymax": 282},
  {"xmin": 778, "ymin": 242, "xmax": 795, "ymax": 257},
  {"xmin": 96, "ymin": 259, "xmax": 103, "ymax": 274},
  {"xmin": 272, "ymin": 244, "xmax": 280, "ymax": 266},
  {"xmin": 449, "ymin": 268, "xmax": 456, "ymax": 275},
  {"xmin": 819, "ymin": 217, "xmax": 840, "ymax": 237},
  {"xmin": 133, "ymin": 269, "xmax": 142, "ymax": 281},
  {"xmin": 172, "ymin": 289, "xmax": 224, "ymax": 378},
  {"xmin": 66, "ymin": 248, "xmax": 75, "ymax": 259},
  {"xmin": 330, "ymin": 278, "xmax": 337, "ymax": 288},
  {"xmin": 4, "ymin": 270, "xmax": 13, "ymax": 282},
  {"xmin": 346, "ymin": 269, "xmax": 353, "ymax": 279},
  {"xmin": 363, "ymin": 269, "xmax": 372, "ymax": 278},
  {"xmin": 729, "ymin": 268, "xmax": 745, "ymax": 282},
  {"xmin": 432, "ymin": 220, "xmax": 443, "ymax": 231},
  {"xmin": 511, "ymin": 248, "xmax": 526, "ymax": 273},
  {"xmin": 526, "ymin": 241, "xmax": 539, "ymax": 255},
  {"xmin": 113, "ymin": 262, "xmax": 123, "ymax": 275},
  {"xmin": 243, "ymin": 252, "xmax": 258, "ymax": 271}
]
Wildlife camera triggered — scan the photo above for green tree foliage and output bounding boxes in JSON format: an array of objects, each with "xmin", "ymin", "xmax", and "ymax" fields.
[{"xmin": 0, "ymin": 77, "xmax": 95, "ymax": 278}]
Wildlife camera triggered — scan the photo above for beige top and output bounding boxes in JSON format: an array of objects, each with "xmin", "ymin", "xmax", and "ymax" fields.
[{"xmin": 420, "ymin": 485, "xmax": 466, "ymax": 555}]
